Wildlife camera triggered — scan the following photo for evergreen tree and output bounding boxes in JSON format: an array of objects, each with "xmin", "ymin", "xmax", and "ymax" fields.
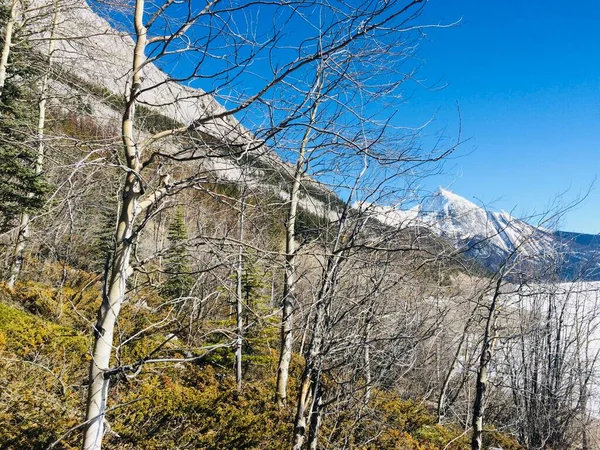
[
  {"xmin": 161, "ymin": 208, "xmax": 195, "ymax": 299},
  {"xmin": 91, "ymin": 203, "xmax": 117, "ymax": 273},
  {"xmin": 0, "ymin": 4, "xmax": 46, "ymax": 233},
  {"xmin": 241, "ymin": 250, "xmax": 269, "ymax": 322}
]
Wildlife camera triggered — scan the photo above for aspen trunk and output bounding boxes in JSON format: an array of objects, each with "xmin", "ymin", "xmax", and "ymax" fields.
[
  {"xmin": 82, "ymin": 200, "xmax": 136, "ymax": 449},
  {"xmin": 292, "ymin": 369, "xmax": 314, "ymax": 450},
  {"xmin": 471, "ymin": 278, "xmax": 501, "ymax": 450},
  {"xmin": 8, "ymin": 0, "xmax": 59, "ymax": 288},
  {"xmin": 235, "ymin": 196, "xmax": 245, "ymax": 391},
  {"xmin": 291, "ymin": 252, "xmax": 340, "ymax": 450},
  {"xmin": 292, "ymin": 290, "xmax": 325, "ymax": 449},
  {"xmin": 82, "ymin": 1, "xmax": 147, "ymax": 448},
  {"xmin": 276, "ymin": 95, "xmax": 320, "ymax": 406},
  {"xmin": 306, "ymin": 382, "xmax": 323, "ymax": 450},
  {"xmin": 471, "ymin": 360, "xmax": 488, "ymax": 450},
  {"xmin": 292, "ymin": 315, "xmax": 327, "ymax": 450},
  {"xmin": 364, "ymin": 333, "xmax": 372, "ymax": 404},
  {"xmin": 438, "ymin": 315, "xmax": 473, "ymax": 423},
  {"xmin": 275, "ymin": 148, "xmax": 305, "ymax": 406},
  {"xmin": 0, "ymin": 0, "xmax": 17, "ymax": 97}
]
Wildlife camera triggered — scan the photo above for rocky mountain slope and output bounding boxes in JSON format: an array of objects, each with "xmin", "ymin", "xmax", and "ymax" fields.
[{"xmin": 28, "ymin": 0, "xmax": 340, "ymax": 220}]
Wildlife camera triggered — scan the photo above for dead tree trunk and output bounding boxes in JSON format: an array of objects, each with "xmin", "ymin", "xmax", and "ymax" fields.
[{"xmin": 471, "ymin": 276, "xmax": 502, "ymax": 450}]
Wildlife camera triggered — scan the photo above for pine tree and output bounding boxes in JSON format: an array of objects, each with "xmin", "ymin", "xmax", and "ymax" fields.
[
  {"xmin": 161, "ymin": 208, "xmax": 195, "ymax": 299},
  {"xmin": 241, "ymin": 250, "xmax": 269, "ymax": 324},
  {"xmin": 0, "ymin": 4, "xmax": 46, "ymax": 233}
]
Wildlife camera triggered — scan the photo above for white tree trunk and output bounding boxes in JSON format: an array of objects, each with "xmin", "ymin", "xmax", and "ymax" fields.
[
  {"xmin": 82, "ymin": 1, "xmax": 147, "ymax": 448},
  {"xmin": 437, "ymin": 314, "xmax": 473, "ymax": 423},
  {"xmin": 0, "ymin": 0, "xmax": 17, "ymax": 97},
  {"xmin": 276, "ymin": 90, "xmax": 321, "ymax": 407},
  {"xmin": 292, "ymin": 251, "xmax": 341, "ymax": 450},
  {"xmin": 292, "ymin": 370, "xmax": 313, "ymax": 450},
  {"xmin": 235, "ymin": 195, "xmax": 245, "ymax": 391},
  {"xmin": 471, "ymin": 277, "xmax": 502, "ymax": 450},
  {"xmin": 275, "ymin": 155, "xmax": 304, "ymax": 406},
  {"xmin": 8, "ymin": 0, "xmax": 59, "ymax": 288},
  {"xmin": 306, "ymin": 384, "xmax": 323, "ymax": 450}
]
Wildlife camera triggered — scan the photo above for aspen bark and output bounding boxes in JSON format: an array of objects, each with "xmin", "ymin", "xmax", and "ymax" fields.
[
  {"xmin": 276, "ymin": 85, "xmax": 321, "ymax": 406},
  {"xmin": 8, "ymin": 0, "xmax": 59, "ymax": 288},
  {"xmin": 235, "ymin": 194, "xmax": 245, "ymax": 391},
  {"xmin": 306, "ymin": 382, "xmax": 323, "ymax": 450},
  {"xmin": 275, "ymin": 144, "xmax": 307, "ymax": 406},
  {"xmin": 292, "ymin": 369, "xmax": 314, "ymax": 450},
  {"xmin": 364, "ymin": 331, "xmax": 372, "ymax": 404},
  {"xmin": 292, "ymin": 252, "xmax": 341, "ymax": 449},
  {"xmin": 82, "ymin": 1, "xmax": 147, "ymax": 448},
  {"xmin": 437, "ymin": 314, "xmax": 473, "ymax": 423},
  {"xmin": 471, "ymin": 278, "xmax": 502, "ymax": 450},
  {"xmin": 0, "ymin": 0, "xmax": 17, "ymax": 97},
  {"xmin": 292, "ymin": 286, "xmax": 326, "ymax": 450}
]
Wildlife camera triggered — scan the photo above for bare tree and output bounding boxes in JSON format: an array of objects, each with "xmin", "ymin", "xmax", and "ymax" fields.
[
  {"xmin": 268, "ymin": 0, "xmax": 460, "ymax": 406},
  {"xmin": 502, "ymin": 279, "xmax": 600, "ymax": 449},
  {"xmin": 289, "ymin": 183, "xmax": 457, "ymax": 449},
  {"xmin": 7, "ymin": 0, "xmax": 59, "ymax": 287},
  {"xmin": 276, "ymin": 67, "xmax": 324, "ymax": 407},
  {"xmin": 235, "ymin": 187, "xmax": 246, "ymax": 391},
  {"xmin": 34, "ymin": 0, "xmax": 459, "ymax": 448},
  {"xmin": 470, "ymin": 273, "xmax": 506, "ymax": 450}
]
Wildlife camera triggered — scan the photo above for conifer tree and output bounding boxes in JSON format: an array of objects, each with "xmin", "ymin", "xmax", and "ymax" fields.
[
  {"xmin": 161, "ymin": 208, "xmax": 194, "ymax": 299},
  {"xmin": 6, "ymin": 0, "xmax": 59, "ymax": 287},
  {"xmin": 0, "ymin": 3, "xmax": 46, "ymax": 235},
  {"xmin": 241, "ymin": 250, "xmax": 269, "ymax": 326}
]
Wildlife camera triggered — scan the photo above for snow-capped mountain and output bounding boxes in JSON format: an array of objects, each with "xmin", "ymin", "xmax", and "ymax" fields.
[
  {"xmin": 373, "ymin": 188, "xmax": 600, "ymax": 280},
  {"xmin": 418, "ymin": 188, "xmax": 556, "ymax": 261}
]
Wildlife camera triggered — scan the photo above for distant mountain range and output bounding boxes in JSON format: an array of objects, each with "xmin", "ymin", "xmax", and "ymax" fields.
[{"xmin": 370, "ymin": 188, "xmax": 600, "ymax": 280}]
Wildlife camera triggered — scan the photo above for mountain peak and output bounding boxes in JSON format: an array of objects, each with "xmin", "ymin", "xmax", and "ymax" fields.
[
  {"xmin": 421, "ymin": 187, "xmax": 481, "ymax": 215},
  {"xmin": 369, "ymin": 189, "xmax": 600, "ymax": 280}
]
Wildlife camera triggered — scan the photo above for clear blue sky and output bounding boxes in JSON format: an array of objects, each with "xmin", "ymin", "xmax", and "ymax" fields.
[
  {"xmin": 99, "ymin": 0, "xmax": 599, "ymax": 233},
  {"xmin": 401, "ymin": 0, "xmax": 600, "ymax": 233}
]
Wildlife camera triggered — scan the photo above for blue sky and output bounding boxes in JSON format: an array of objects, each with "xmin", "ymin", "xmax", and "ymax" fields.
[
  {"xmin": 402, "ymin": 0, "xmax": 600, "ymax": 233},
  {"xmin": 97, "ymin": 0, "xmax": 599, "ymax": 233}
]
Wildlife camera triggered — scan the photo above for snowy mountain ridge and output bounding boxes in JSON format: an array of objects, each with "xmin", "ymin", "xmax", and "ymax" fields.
[
  {"xmin": 370, "ymin": 188, "xmax": 600, "ymax": 279},
  {"xmin": 418, "ymin": 188, "xmax": 554, "ymax": 256}
]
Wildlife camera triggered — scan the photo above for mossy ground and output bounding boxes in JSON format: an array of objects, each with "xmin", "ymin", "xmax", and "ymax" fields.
[{"xmin": 0, "ymin": 269, "xmax": 522, "ymax": 450}]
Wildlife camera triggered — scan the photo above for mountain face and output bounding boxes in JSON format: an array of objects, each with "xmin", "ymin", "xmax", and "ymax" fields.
[
  {"xmin": 29, "ymin": 0, "xmax": 339, "ymax": 221},
  {"xmin": 418, "ymin": 188, "xmax": 556, "ymax": 268},
  {"xmin": 374, "ymin": 188, "xmax": 600, "ymax": 280}
]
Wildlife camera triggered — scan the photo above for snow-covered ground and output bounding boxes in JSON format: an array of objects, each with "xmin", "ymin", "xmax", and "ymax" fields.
[{"xmin": 510, "ymin": 281, "xmax": 600, "ymax": 415}]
